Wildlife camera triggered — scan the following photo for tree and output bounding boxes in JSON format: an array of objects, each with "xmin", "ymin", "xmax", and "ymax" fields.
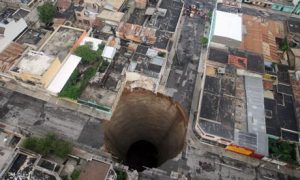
[
  {"xmin": 37, "ymin": 2, "xmax": 56, "ymax": 24},
  {"xmin": 74, "ymin": 45, "xmax": 101, "ymax": 64}
]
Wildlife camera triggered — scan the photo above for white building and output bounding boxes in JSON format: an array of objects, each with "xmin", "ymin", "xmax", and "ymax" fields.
[
  {"xmin": 0, "ymin": 18, "xmax": 27, "ymax": 53},
  {"xmin": 102, "ymin": 46, "xmax": 116, "ymax": 62},
  {"xmin": 210, "ymin": 10, "xmax": 242, "ymax": 48}
]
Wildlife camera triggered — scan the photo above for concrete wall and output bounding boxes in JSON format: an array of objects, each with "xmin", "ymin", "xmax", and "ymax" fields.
[
  {"xmin": 211, "ymin": 35, "xmax": 241, "ymax": 49},
  {"xmin": 10, "ymin": 57, "xmax": 61, "ymax": 87},
  {"xmin": 42, "ymin": 58, "xmax": 62, "ymax": 88}
]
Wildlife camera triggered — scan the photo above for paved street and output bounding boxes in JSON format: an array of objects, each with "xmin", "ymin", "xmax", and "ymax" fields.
[
  {"xmin": 0, "ymin": 87, "xmax": 105, "ymax": 150},
  {"xmin": 0, "ymin": 0, "xmax": 300, "ymax": 179},
  {"xmin": 241, "ymin": 3, "xmax": 300, "ymax": 21}
]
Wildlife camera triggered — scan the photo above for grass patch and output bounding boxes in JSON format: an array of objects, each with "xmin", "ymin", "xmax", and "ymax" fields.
[
  {"xmin": 59, "ymin": 44, "xmax": 106, "ymax": 99},
  {"xmin": 22, "ymin": 133, "xmax": 72, "ymax": 158},
  {"xmin": 59, "ymin": 66, "xmax": 98, "ymax": 99}
]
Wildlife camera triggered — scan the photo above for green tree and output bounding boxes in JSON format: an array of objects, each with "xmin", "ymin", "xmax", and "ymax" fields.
[
  {"xmin": 37, "ymin": 2, "xmax": 56, "ymax": 24},
  {"xmin": 75, "ymin": 45, "xmax": 101, "ymax": 64}
]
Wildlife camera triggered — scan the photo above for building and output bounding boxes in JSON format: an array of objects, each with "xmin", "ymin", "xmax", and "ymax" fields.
[
  {"xmin": 241, "ymin": 14, "xmax": 285, "ymax": 63},
  {"xmin": 210, "ymin": 10, "xmax": 242, "ymax": 48},
  {"xmin": 242, "ymin": 0, "xmax": 300, "ymax": 15},
  {"xmin": 57, "ymin": 0, "xmax": 72, "ymax": 13},
  {"xmin": 8, "ymin": 25, "xmax": 85, "ymax": 90},
  {"xmin": 97, "ymin": 10, "xmax": 124, "ymax": 27},
  {"xmin": 9, "ymin": 50, "xmax": 61, "ymax": 87},
  {"xmin": 78, "ymin": 159, "xmax": 116, "ymax": 180},
  {"xmin": 39, "ymin": 25, "xmax": 86, "ymax": 61},
  {"xmin": 2, "ymin": 148, "xmax": 61, "ymax": 179},
  {"xmin": 80, "ymin": 36, "xmax": 103, "ymax": 51},
  {"xmin": 0, "ymin": 42, "xmax": 26, "ymax": 79},
  {"xmin": 75, "ymin": 0, "xmax": 126, "ymax": 28},
  {"xmin": 102, "ymin": 46, "xmax": 117, "ymax": 62},
  {"xmin": 116, "ymin": 22, "xmax": 157, "ymax": 45},
  {"xmin": 75, "ymin": 5, "xmax": 99, "ymax": 28},
  {"xmin": 242, "ymin": 0, "xmax": 272, "ymax": 8},
  {"xmin": 0, "ymin": 8, "xmax": 28, "ymax": 53},
  {"xmin": 47, "ymin": 55, "xmax": 82, "ymax": 94}
]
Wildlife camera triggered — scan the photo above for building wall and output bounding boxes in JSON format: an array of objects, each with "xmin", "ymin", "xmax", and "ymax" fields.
[
  {"xmin": 11, "ymin": 70, "xmax": 42, "ymax": 85},
  {"xmin": 211, "ymin": 35, "xmax": 241, "ymax": 48},
  {"xmin": 41, "ymin": 58, "xmax": 62, "ymax": 87},
  {"xmin": 75, "ymin": 9, "xmax": 97, "ymax": 27},
  {"xmin": 10, "ymin": 57, "xmax": 61, "ymax": 87}
]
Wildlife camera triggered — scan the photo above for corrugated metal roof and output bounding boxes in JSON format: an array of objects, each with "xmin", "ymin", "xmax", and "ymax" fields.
[{"xmin": 244, "ymin": 76, "xmax": 268, "ymax": 156}]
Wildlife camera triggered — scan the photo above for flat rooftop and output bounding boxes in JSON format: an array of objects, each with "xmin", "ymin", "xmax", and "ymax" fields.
[
  {"xmin": 11, "ymin": 8, "xmax": 30, "ymax": 20},
  {"xmin": 11, "ymin": 50, "xmax": 55, "ymax": 76},
  {"xmin": 78, "ymin": 160, "xmax": 111, "ymax": 180},
  {"xmin": 0, "ymin": 8, "xmax": 29, "ymax": 23},
  {"xmin": 264, "ymin": 83, "xmax": 299, "ymax": 141},
  {"xmin": 151, "ymin": 0, "xmax": 183, "ymax": 32},
  {"xmin": 0, "ymin": 8, "xmax": 16, "ymax": 24},
  {"xmin": 128, "ymin": 48, "xmax": 165, "ymax": 79},
  {"xmin": 241, "ymin": 14, "xmax": 285, "ymax": 63},
  {"xmin": 98, "ymin": 10, "xmax": 124, "ymax": 23},
  {"xmin": 40, "ymin": 26, "xmax": 85, "ymax": 60},
  {"xmin": 213, "ymin": 10, "xmax": 242, "ymax": 42},
  {"xmin": 104, "ymin": 0, "xmax": 125, "ymax": 11},
  {"xmin": 287, "ymin": 18, "xmax": 300, "ymax": 34},
  {"xmin": 154, "ymin": 30, "xmax": 172, "ymax": 50},
  {"xmin": 0, "ymin": 130, "xmax": 20, "ymax": 173},
  {"xmin": 198, "ymin": 68, "xmax": 242, "ymax": 140},
  {"xmin": 207, "ymin": 47, "xmax": 265, "ymax": 74},
  {"xmin": 16, "ymin": 28, "xmax": 46, "ymax": 46},
  {"xmin": 127, "ymin": 9, "xmax": 146, "ymax": 25}
]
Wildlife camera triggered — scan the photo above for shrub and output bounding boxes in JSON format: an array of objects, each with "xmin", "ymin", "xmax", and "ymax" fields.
[
  {"xmin": 71, "ymin": 170, "xmax": 81, "ymax": 180},
  {"xmin": 22, "ymin": 133, "xmax": 72, "ymax": 158},
  {"xmin": 201, "ymin": 37, "xmax": 208, "ymax": 45},
  {"xmin": 269, "ymin": 138, "xmax": 296, "ymax": 164}
]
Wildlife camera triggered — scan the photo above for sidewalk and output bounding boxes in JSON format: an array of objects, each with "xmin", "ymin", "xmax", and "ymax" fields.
[
  {"xmin": 242, "ymin": 3, "xmax": 300, "ymax": 19},
  {"xmin": 1, "ymin": 81, "xmax": 111, "ymax": 120}
]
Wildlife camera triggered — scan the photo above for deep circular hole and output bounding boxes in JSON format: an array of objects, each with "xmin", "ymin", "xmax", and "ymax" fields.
[
  {"xmin": 104, "ymin": 88, "xmax": 188, "ymax": 172},
  {"xmin": 125, "ymin": 140, "xmax": 158, "ymax": 172}
]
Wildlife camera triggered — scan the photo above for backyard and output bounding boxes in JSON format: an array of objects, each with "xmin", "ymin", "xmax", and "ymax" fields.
[{"xmin": 59, "ymin": 43, "xmax": 107, "ymax": 99}]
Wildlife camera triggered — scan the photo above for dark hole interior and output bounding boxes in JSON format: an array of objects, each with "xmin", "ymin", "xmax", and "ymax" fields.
[{"xmin": 125, "ymin": 140, "xmax": 158, "ymax": 172}]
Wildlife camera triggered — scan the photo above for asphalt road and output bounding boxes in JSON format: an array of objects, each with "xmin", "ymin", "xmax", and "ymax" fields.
[{"xmin": 0, "ymin": 87, "xmax": 105, "ymax": 150}]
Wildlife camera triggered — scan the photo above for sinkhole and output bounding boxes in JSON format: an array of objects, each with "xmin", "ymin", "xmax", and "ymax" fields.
[{"xmin": 104, "ymin": 88, "xmax": 188, "ymax": 172}]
